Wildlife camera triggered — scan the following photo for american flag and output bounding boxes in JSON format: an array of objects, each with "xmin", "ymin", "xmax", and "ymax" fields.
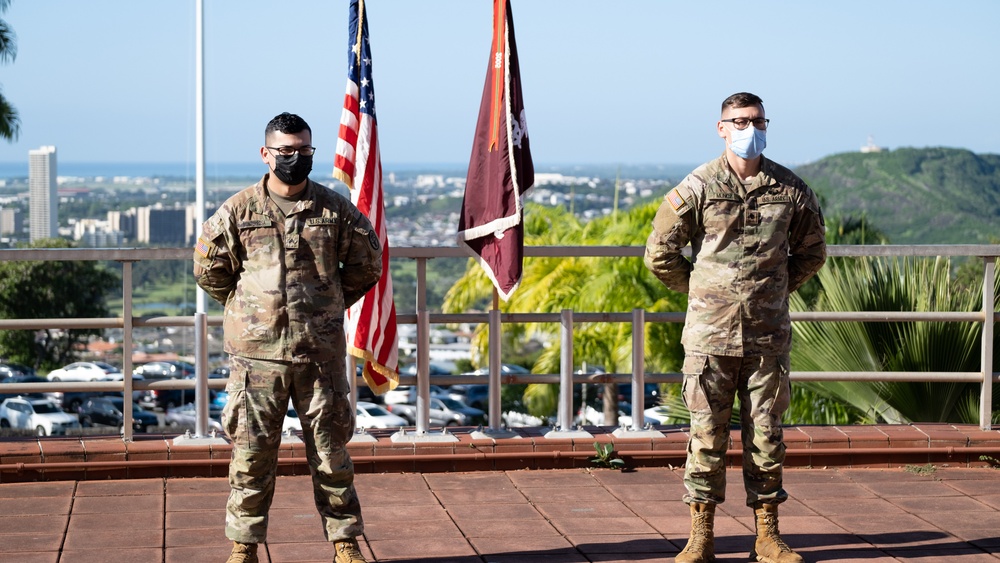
[{"xmin": 335, "ymin": 0, "xmax": 399, "ymax": 395}]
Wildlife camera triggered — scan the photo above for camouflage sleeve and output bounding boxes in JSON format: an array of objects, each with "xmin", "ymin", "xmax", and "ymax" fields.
[
  {"xmin": 787, "ymin": 186, "xmax": 827, "ymax": 293},
  {"xmin": 193, "ymin": 212, "xmax": 238, "ymax": 306},
  {"xmin": 644, "ymin": 183, "xmax": 695, "ymax": 294},
  {"xmin": 338, "ymin": 205, "xmax": 383, "ymax": 308}
]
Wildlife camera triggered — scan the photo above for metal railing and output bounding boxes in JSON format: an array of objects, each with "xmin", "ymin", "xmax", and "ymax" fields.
[{"xmin": 0, "ymin": 244, "xmax": 997, "ymax": 441}]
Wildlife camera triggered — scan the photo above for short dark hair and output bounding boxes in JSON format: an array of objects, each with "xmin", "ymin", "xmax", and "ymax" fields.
[
  {"xmin": 721, "ymin": 92, "xmax": 764, "ymax": 114},
  {"xmin": 265, "ymin": 112, "xmax": 311, "ymax": 139}
]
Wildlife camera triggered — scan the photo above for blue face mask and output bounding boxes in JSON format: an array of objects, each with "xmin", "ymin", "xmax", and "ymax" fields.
[{"xmin": 729, "ymin": 125, "xmax": 766, "ymax": 160}]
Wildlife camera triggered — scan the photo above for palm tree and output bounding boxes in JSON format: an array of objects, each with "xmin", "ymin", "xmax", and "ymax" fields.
[
  {"xmin": 790, "ymin": 255, "xmax": 998, "ymax": 424},
  {"xmin": 0, "ymin": 0, "xmax": 19, "ymax": 141},
  {"xmin": 444, "ymin": 202, "xmax": 686, "ymax": 423}
]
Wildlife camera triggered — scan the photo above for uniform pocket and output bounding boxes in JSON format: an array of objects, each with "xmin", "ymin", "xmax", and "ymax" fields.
[{"xmin": 681, "ymin": 355, "xmax": 712, "ymax": 413}]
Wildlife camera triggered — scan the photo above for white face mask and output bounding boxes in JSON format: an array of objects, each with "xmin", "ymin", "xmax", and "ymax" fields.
[{"xmin": 729, "ymin": 125, "xmax": 766, "ymax": 160}]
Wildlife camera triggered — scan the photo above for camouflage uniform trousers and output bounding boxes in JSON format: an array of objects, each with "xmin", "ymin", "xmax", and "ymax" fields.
[
  {"xmin": 681, "ymin": 353, "xmax": 791, "ymax": 508},
  {"xmin": 223, "ymin": 355, "xmax": 362, "ymax": 544}
]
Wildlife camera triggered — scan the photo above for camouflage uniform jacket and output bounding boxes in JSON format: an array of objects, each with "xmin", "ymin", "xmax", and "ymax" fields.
[
  {"xmin": 644, "ymin": 155, "xmax": 826, "ymax": 356},
  {"xmin": 193, "ymin": 174, "xmax": 382, "ymax": 363}
]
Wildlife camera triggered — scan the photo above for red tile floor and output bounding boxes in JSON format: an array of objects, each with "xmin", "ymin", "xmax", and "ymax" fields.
[{"xmin": 1, "ymin": 424, "xmax": 1000, "ymax": 562}]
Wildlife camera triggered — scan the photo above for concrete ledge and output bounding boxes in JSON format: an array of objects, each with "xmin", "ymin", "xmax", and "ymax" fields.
[{"xmin": 1, "ymin": 423, "xmax": 1000, "ymax": 482}]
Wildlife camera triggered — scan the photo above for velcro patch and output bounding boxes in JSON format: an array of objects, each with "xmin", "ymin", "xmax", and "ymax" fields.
[
  {"xmin": 238, "ymin": 219, "xmax": 273, "ymax": 229},
  {"xmin": 758, "ymin": 194, "xmax": 792, "ymax": 204},
  {"xmin": 306, "ymin": 216, "xmax": 339, "ymax": 226},
  {"xmin": 707, "ymin": 191, "xmax": 740, "ymax": 201},
  {"xmin": 195, "ymin": 237, "xmax": 213, "ymax": 258},
  {"xmin": 666, "ymin": 188, "xmax": 691, "ymax": 215}
]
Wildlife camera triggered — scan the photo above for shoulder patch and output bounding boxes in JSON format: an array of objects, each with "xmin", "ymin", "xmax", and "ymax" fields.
[
  {"xmin": 666, "ymin": 187, "xmax": 692, "ymax": 215},
  {"xmin": 195, "ymin": 237, "xmax": 214, "ymax": 259}
]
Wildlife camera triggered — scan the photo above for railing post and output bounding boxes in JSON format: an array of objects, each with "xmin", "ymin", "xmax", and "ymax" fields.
[
  {"xmin": 630, "ymin": 308, "xmax": 645, "ymax": 432},
  {"xmin": 193, "ymin": 312, "xmax": 209, "ymax": 437},
  {"xmin": 121, "ymin": 260, "xmax": 134, "ymax": 442},
  {"xmin": 488, "ymin": 308, "xmax": 502, "ymax": 430},
  {"xmin": 415, "ymin": 257, "xmax": 430, "ymax": 435},
  {"xmin": 981, "ymin": 256, "xmax": 995, "ymax": 430},
  {"xmin": 558, "ymin": 309, "xmax": 574, "ymax": 431}
]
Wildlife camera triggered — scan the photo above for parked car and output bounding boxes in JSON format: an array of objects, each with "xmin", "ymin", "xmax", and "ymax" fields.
[
  {"xmin": 0, "ymin": 374, "xmax": 50, "ymax": 401},
  {"xmin": 595, "ymin": 383, "xmax": 660, "ymax": 407},
  {"xmin": 382, "ymin": 385, "xmax": 448, "ymax": 405},
  {"xmin": 136, "ymin": 388, "xmax": 197, "ymax": 411},
  {"xmin": 78, "ymin": 397, "xmax": 159, "ymax": 433},
  {"xmin": 164, "ymin": 403, "xmax": 223, "ymax": 432},
  {"xmin": 55, "ymin": 391, "xmax": 119, "ymax": 413},
  {"xmin": 385, "ymin": 396, "xmax": 485, "ymax": 427},
  {"xmin": 447, "ymin": 384, "xmax": 490, "ymax": 411},
  {"xmin": 207, "ymin": 366, "xmax": 230, "ymax": 379},
  {"xmin": 0, "ymin": 362, "xmax": 27, "ymax": 380},
  {"xmin": 283, "ymin": 405, "xmax": 302, "ymax": 433},
  {"xmin": 467, "ymin": 363, "xmax": 531, "ymax": 377},
  {"xmin": 209, "ymin": 390, "xmax": 228, "ymax": 419},
  {"xmin": 133, "ymin": 361, "xmax": 195, "ymax": 380},
  {"xmin": 356, "ymin": 401, "xmax": 407, "ymax": 429},
  {"xmin": 0, "ymin": 396, "xmax": 80, "ymax": 436},
  {"xmin": 398, "ymin": 362, "xmax": 455, "ymax": 377},
  {"xmin": 98, "ymin": 372, "xmax": 145, "ymax": 382},
  {"xmin": 46, "ymin": 361, "xmax": 122, "ymax": 382}
]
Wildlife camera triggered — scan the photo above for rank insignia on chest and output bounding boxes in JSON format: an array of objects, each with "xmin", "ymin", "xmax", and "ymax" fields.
[{"xmin": 285, "ymin": 233, "xmax": 300, "ymax": 249}]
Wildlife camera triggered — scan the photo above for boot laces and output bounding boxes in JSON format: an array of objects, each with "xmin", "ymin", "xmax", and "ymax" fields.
[
  {"xmin": 682, "ymin": 512, "xmax": 713, "ymax": 553},
  {"xmin": 759, "ymin": 512, "xmax": 793, "ymax": 552},
  {"xmin": 335, "ymin": 539, "xmax": 366, "ymax": 563},
  {"xmin": 228, "ymin": 543, "xmax": 256, "ymax": 563}
]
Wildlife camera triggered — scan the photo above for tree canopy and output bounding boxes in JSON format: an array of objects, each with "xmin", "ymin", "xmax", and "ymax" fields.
[
  {"xmin": 0, "ymin": 238, "xmax": 119, "ymax": 370},
  {"xmin": 0, "ymin": 0, "xmax": 19, "ymax": 141}
]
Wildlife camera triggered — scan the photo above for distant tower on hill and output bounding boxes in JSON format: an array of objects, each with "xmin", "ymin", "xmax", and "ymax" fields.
[
  {"xmin": 860, "ymin": 135, "xmax": 883, "ymax": 153},
  {"xmin": 29, "ymin": 145, "xmax": 58, "ymax": 242}
]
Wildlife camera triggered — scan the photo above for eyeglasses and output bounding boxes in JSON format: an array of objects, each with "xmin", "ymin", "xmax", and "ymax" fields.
[
  {"xmin": 266, "ymin": 145, "xmax": 317, "ymax": 157},
  {"xmin": 721, "ymin": 117, "xmax": 769, "ymax": 130}
]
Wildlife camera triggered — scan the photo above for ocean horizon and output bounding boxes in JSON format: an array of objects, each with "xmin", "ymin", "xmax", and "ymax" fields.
[{"xmin": 0, "ymin": 161, "xmax": 697, "ymax": 181}]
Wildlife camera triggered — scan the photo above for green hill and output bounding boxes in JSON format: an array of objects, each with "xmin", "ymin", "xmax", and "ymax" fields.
[{"xmin": 794, "ymin": 147, "xmax": 1000, "ymax": 244}]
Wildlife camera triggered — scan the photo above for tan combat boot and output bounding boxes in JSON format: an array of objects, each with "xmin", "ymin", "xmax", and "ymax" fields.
[
  {"xmin": 333, "ymin": 538, "xmax": 368, "ymax": 563},
  {"xmin": 226, "ymin": 541, "xmax": 258, "ymax": 563},
  {"xmin": 675, "ymin": 502, "xmax": 715, "ymax": 563},
  {"xmin": 751, "ymin": 503, "xmax": 804, "ymax": 563}
]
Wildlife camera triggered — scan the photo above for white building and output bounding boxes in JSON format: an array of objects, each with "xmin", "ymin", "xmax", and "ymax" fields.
[
  {"xmin": 0, "ymin": 207, "xmax": 22, "ymax": 236},
  {"xmin": 29, "ymin": 145, "xmax": 58, "ymax": 242}
]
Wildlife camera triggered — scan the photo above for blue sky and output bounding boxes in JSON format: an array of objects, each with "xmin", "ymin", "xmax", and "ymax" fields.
[{"xmin": 0, "ymin": 0, "xmax": 996, "ymax": 171}]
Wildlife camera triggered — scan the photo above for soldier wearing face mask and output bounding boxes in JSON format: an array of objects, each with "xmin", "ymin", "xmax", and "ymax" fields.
[
  {"xmin": 644, "ymin": 93, "xmax": 826, "ymax": 563},
  {"xmin": 194, "ymin": 112, "xmax": 381, "ymax": 563}
]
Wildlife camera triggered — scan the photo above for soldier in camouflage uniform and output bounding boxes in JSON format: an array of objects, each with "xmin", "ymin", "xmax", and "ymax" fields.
[
  {"xmin": 194, "ymin": 112, "xmax": 381, "ymax": 563},
  {"xmin": 644, "ymin": 93, "xmax": 826, "ymax": 563}
]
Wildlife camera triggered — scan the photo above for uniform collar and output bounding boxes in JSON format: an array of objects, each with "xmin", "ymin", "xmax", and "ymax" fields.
[
  {"xmin": 252, "ymin": 174, "xmax": 317, "ymax": 216},
  {"xmin": 714, "ymin": 154, "xmax": 777, "ymax": 193}
]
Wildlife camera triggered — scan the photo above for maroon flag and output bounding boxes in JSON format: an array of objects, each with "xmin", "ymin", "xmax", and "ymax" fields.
[
  {"xmin": 457, "ymin": 0, "xmax": 533, "ymax": 301},
  {"xmin": 335, "ymin": 0, "xmax": 399, "ymax": 394}
]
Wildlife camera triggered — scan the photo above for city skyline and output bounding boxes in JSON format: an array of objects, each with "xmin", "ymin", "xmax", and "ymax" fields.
[{"xmin": 0, "ymin": 1, "xmax": 996, "ymax": 171}]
